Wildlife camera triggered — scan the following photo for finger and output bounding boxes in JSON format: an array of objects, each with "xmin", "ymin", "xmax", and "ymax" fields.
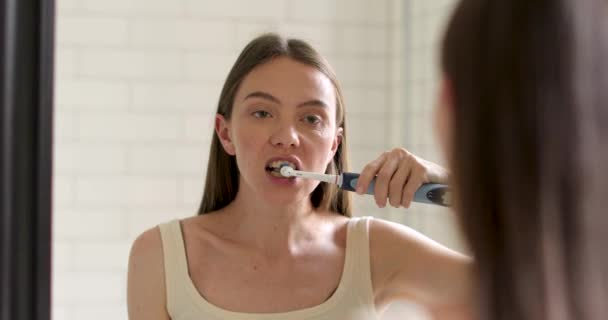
[
  {"xmin": 388, "ymin": 158, "xmax": 411, "ymax": 208},
  {"xmin": 402, "ymin": 170, "xmax": 425, "ymax": 208},
  {"xmin": 356, "ymin": 152, "xmax": 387, "ymax": 194},
  {"xmin": 374, "ymin": 154, "xmax": 401, "ymax": 207}
]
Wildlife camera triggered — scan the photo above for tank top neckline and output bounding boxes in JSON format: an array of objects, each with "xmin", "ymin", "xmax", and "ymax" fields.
[{"xmin": 173, "ymin": 217, "xmax": 365, "ymax": 319}]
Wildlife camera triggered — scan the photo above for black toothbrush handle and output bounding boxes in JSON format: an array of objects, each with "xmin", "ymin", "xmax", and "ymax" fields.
[{"xmin": 341, "ymin": 172, "xmax": 451, "ymax": 207}]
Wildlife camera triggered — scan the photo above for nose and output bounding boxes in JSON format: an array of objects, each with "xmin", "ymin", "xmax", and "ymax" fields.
[{"xmin": 269, "ymin": 121, "xmax": 300, "ymax": 148}]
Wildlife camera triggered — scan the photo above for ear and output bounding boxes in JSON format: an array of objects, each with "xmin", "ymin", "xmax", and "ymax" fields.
[
  {"xmin": 215, "ymin": 114, "xmax": 236, "ymax": 156},
  {"xmin": 329, "ymin": 127, "xmax": 343, "ymax": 160}
]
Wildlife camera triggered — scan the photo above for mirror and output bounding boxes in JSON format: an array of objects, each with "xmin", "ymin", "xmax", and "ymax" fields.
[{"xmin": 53, "ymin": 1, "xmax": 462, "ymax": 319}]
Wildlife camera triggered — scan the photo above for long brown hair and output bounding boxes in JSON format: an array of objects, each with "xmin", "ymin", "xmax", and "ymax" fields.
[
  {"xmin": 197, "ymin": 33, "xmax": 352, "ymax": 217},
  {"xmin": 442, "ymin": 0, "xmax": 608, "ymax": 319}
]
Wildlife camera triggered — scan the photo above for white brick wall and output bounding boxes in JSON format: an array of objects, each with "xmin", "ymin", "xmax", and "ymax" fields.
[
  {"xmin": 400, "ymin": 0, "xmax": 466, "ymax": 251},
  {"xmin": 57, "ymin": 17, "xmax": 129, "ymax": 46},
  {"xmin": 53, "ymin": 0, "xmax": 460, "ymax": 319}
]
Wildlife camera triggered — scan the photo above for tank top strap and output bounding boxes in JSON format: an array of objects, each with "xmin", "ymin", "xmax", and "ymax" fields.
[
  {"xmin": 345, "ymin": 216, "xmax": 375, "ymax": 305},
  {"xmin": 158, "ymin": 219, "xmax": 190, "ymax": 315}
]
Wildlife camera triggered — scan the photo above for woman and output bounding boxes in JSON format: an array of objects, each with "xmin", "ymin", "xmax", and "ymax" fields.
[
  {"xmin": 127, "ymin": 33, "xmax": 473, "ymax": 319},
  {"xmin": 432, "ymin": 0, "xmax": 608, "ymax": 319}
]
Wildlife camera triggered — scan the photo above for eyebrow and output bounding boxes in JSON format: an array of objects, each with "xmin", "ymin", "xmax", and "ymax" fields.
[{"xmin": 243, "ymin": 91, "xmax": 329, "ymax": 109}]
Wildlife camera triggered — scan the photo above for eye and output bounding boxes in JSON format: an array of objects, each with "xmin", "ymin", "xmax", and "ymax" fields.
[
  {"xmin": 303, "ymin": 115, "xmax": 322, "ymax": 125},
  {"xmin": 252, "ymin": 110, "xmax": 272, "ymax": 118}
]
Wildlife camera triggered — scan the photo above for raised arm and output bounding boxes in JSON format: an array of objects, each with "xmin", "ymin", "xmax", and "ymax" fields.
[{"xmin": 370, "ymin": 219, "xmax": 474, "ymax": 319}]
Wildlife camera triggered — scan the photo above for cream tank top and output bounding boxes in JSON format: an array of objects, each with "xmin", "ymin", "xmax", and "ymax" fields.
[{"xmin": 158, "ymin": 216, "xmax": 379, "ymax": 320}]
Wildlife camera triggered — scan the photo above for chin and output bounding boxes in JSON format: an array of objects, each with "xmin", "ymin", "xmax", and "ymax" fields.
[{"xmin": 259, "ymin": 189, "xmax": 311, "ymax": 207}]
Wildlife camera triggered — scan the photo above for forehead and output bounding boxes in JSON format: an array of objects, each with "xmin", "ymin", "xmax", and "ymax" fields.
[{"xmin": 235, "ymin": 57, "xmax": 337, "ymax": 107}]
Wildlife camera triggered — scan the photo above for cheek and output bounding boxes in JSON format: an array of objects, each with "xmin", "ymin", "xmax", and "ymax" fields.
[
  {"xmin": 307, "ymin": 130, "xmax": 338, "ymax": 166},
  {"xmin": 232, "ymin": 120, "xmax": 264, "ymax": 148},
  {"xmin": 231, "ymin": 125, "xmax": 266, "ymax": 167}
]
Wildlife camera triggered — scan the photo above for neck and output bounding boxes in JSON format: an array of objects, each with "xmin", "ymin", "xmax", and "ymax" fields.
[{"xmin": 221, "ymin": 186, "xmax": 326, "ymax": 256}]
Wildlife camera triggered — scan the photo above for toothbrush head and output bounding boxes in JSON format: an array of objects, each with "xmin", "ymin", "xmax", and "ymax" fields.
[{"xmin": 280, "ymin": 165, "xmax": 295, "ymax": 177}]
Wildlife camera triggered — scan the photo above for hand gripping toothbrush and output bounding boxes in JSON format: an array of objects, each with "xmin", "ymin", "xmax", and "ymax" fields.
[{"xmin": 280, "ymin": 166, "xmax": 451, "ymax": 207}]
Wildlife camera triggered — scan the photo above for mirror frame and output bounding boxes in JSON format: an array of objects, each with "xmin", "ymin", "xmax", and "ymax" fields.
[{"xmin": 0, "ymin": 0, "xmax": 54, "ymax": 319}]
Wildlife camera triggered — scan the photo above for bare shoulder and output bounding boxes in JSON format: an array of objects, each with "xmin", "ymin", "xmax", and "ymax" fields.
[
  {"xmin": 368, "ymin": 218, "xmax": 472, "ymax": 309},
  {"xmin": 130, "ymin": 226, "xmax": 164, "ymax": 259},
  {"xmin": 369, "ymin": 218, "xmax": 462, "ymax": 256},
  {"xmin": 127, "ymin": 226, "xmax": 170, "ymax": 320}
]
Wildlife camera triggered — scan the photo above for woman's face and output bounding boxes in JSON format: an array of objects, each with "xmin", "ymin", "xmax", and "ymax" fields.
[{"xmin": 216, "ymin": 57, "xmax": 342, "ymax": 205}]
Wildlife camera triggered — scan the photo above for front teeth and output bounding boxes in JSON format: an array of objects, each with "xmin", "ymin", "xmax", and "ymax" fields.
[{"xmin": 268, "ymin": 160, "xmax": 296, "ymax": 177}]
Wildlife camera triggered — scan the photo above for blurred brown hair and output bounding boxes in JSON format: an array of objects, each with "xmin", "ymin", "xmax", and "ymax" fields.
[
  {"xmin": 442, "ymin": 0, "xmax": 608, "ymax": 319},
  {"xmin": 197, "ymin": 33, "xmax": 352, "ymax": 217}
]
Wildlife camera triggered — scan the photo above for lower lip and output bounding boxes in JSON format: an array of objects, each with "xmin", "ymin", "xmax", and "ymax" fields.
[{"xmin": 266, "ymin": 171, "xmax": 297, "ymax": 185}]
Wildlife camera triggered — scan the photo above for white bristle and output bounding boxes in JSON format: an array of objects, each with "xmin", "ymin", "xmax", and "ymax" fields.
[{"xmin": 280, "ymin": 166, "xmax": 294, "ymax": 177}]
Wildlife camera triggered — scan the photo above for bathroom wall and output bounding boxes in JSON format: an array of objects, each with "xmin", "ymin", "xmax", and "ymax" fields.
[{"xmin": 399, "ymin": 0, "xmax": 464, "ymax": 254}]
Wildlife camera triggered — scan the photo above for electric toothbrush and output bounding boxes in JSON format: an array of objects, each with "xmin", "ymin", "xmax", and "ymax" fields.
[{"xmin": 279, "ymin": 166, "xmax": 450, "ymax": 207}]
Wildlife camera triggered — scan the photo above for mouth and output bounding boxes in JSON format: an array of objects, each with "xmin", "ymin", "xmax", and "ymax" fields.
[{"xmin": 265, "ymin": 160, "xmax": 298, "ymax": 178}]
